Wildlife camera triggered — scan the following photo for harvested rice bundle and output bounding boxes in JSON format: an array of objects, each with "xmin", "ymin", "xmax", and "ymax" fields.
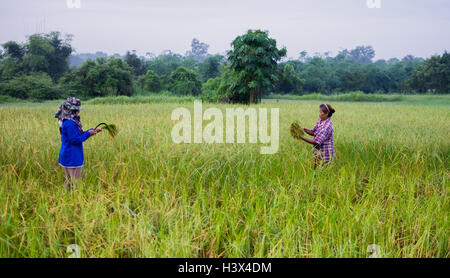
[
  {"xmin": 290, "ymin": 121, "xmax": 305, "ymax": 140},
  {"xmin": 95, "ymin": 122, "xmax": 118, "ymax": 138}
]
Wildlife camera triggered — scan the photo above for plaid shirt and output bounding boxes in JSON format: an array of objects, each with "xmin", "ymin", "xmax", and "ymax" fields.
[{"xmin": 312, "ymin": 118, "xmax": 335, "ymax": 162}]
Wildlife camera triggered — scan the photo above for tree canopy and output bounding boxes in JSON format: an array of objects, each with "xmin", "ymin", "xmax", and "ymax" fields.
[
  {"xmin": 1, "ymin": 32, "xmax": 72, "ymax": 82},
  {"xmin": 0, "ymin": 31, "xmax": 449, "ymax": 103},
  {"xmin": 166, "ymin": 66, "xmax": 202, "ymax": 96},
  {"xmin": 227, "ymin": 30, "xmax": 287, "ymax": 104},
  {"xmin": 60, "ymin": 57, "xmax": 133, "ymax": 98}
]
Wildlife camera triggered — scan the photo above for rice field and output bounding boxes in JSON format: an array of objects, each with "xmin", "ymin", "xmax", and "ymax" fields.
[{"xmin": 0, "ymin": 99, "xmax": 448, "ymax": 258}]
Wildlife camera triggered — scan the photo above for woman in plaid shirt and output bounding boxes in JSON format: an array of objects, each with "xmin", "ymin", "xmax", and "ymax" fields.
[{"xmin": 300, "ymin": 103, "xmax": 336, "ymax": 168}]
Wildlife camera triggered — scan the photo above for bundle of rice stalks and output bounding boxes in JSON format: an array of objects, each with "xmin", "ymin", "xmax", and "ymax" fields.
[
  {"xmin": 290, "ymin": 121, "xmax": 305, "ymax": 140},
  {"xmin": 95, "ymin": 122, "xmax": 118, "ymax": 138}
]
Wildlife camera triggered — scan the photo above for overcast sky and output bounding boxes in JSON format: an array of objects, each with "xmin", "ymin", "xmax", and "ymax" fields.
[{"xmin": 1, "ymin": 0, "xmax": 449, "ymax": 60}]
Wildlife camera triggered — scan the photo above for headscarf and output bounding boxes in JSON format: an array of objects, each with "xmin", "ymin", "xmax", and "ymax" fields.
[{"xmin": 54, "ymin": 97, "xmax": 84, "ymax": 131}]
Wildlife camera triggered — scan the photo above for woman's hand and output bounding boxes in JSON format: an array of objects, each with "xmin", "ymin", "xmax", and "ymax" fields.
[
  {"xmin": 304, "ymin": 128, "xmax": 314, "ymax": 136},
  {"xmin": 88, "ymin": 127, "xmax": 102, "ymax": 136}
]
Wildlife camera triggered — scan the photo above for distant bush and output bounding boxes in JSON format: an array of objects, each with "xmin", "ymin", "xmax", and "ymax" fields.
[
  {"xmin": 0, "ymin": 95, "xmax": 22, "ymax": 104},
  {"xmin": 266, "ymin": 91, "xmax": 404, "ymax": 102},
  {"xmin": 60, "ymin": 57, "xmax": 133, "ymax": 99},
  {"xmin": 137, "ymin": 70, "xmax": 162, "ymax": 93},
  {"xmin": 167, "ymin": 67, "xmax": 202, "ymax": 96},
  {"xmin": 0, "ymin": 72, "xmax": 61, "ymax": 101},
  {"xmin": 85, "ymin": 93, "xmax": 196, "ymax": 105},
  {"xmin": 200, "ymin": 77, "xmax": 223, "ymax": 102}
]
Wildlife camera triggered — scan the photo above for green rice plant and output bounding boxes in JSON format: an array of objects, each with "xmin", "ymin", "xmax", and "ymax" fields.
[
  {"xmin": 0, "ymin": 97, "xmax": 448, "ymax": 258},
  {"xmin": 95, "ymin": 122, "xmax": 118, "ymax": 138},
  {"xmin": 290, "ymin": 121, "xmax": 305, "ymax": 140}
]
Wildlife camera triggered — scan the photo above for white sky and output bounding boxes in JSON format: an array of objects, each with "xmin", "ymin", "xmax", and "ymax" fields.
[{"xmin": 1, "ymin": 0, "xmax": 449, "ymax": 60}]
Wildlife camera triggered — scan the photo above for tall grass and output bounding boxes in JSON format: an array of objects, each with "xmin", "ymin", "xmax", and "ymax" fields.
[
  {"xmin": 266, "ymin": 92, "xmax": 450, "ymax": 105},
  {"xmin": 0, "ymin": 101, "xmax": 448, "ymax": 257},
  {"xmin": 0, "ymin": 95, "xmax": 22, "ymax": 104},
  {"xmin": 85, "ymin": 94, "xmax": 196, "ymax": 105}
]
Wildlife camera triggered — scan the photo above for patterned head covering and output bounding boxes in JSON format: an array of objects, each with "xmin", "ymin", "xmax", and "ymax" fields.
[{"xmin": 54, "ymin": 97, "xmax": 83, "ymax": 131}]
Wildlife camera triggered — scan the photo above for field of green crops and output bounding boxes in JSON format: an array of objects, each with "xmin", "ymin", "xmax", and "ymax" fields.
[{"xmin": 0, "ymin": 98, "xmax": 448, "ymax": 258}]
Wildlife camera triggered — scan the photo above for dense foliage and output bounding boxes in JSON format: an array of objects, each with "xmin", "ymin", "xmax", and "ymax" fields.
[
  {"xmin": 59, "ymin": 57, "xmax": 133, "ymax": 98},
  {"xmin": 0, "ymin": 72, "xmax": 61, "ymax": 101},
  {"xmin": 166, "ymin": 67, "xmax": 202, "ymax": 96},
  {"xmin": 0, "ymin": 31, "xmax": 449, "ymax": 103},
  {"xmin": 226, "ymin": 30, "xmax": 287, "ymax": 104}
]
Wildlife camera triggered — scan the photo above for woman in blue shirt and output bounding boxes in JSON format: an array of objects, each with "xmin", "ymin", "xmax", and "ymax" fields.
[{"xmin": 55, "ymin": 97, "xmax": 101, "ymax": 189}]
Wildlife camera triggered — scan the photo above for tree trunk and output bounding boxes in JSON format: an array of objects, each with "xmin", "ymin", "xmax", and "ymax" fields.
[
  {"xmin": 249, "ymin": 74, "xmax": 255, "ymax": 104},
  {"xmin": 258, "ymin": 87, "xmax": 262, "ymax": 104}
]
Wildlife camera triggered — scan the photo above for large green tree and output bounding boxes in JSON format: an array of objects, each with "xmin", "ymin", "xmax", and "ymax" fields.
[
  {"xmin": 275, "ymin": 63, "xmax": 305, "ymax": 94},
  {"xmin": 46, "ymin": 32, "xmax": 73, "ymax": 81},
  {"xmin": 227, "ymin": 30, "xmax": 287, "ymax": 104},
  {"xmin": 124, "ymin": 50, "xmax": 146, "ymax": 76},
  {"xmin": 2, "ymin": 41, "xmax": 25, "ymax": 61},
  {"xmin": 166, "ymin": 66, "xmax": 202, "ymax": 96},
  {"xmin": 409, "ymin": 52, "xmax": 450, "ymax": 93},
  {"xmin": 60, "ymin": 57, "xmax": 133, "ymax": 98},
  {"xmin": 199, "ymin": 55, "xmax": 223, "ymax": 82},
  {"xmin": 145, "ymin": 52, "xmax": 183, "ymax": 76},
  {"xmin": 142, "ymin": 69, "xmax": 162, "ymax": 92},
  {"xmin": 0, "ymin": 32, "xmax": 72, "ymax": 82}
]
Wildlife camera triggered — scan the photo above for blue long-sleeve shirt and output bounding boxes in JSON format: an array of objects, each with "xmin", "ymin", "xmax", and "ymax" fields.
[{"xmin": 58, "ymin": 119, "xmax": 91, "ymax": 167}]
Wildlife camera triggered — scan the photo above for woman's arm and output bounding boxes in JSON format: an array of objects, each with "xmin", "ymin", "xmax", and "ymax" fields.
[
  {"xmin": 301, "ymin": 125, "xmax": 330, "ymax": 146},
  {"xmin": 65, "ymin": 121, "xmax": 92, "ymax": 144},
  {"xmin": 300, "ymin": 136, "xmax": 318, "ymax": 146},
  {"xmin": 303, "ymin": 128, "xmax": 314, "ymax": 136}
]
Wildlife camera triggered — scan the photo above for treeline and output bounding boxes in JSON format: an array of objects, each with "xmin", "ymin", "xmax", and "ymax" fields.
[{"xmin": 0, "ymin": 31, "xmax": 449, "ymax": 103}]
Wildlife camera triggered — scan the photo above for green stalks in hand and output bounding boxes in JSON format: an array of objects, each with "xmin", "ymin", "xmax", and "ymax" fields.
[
  {"xmin": 290, "ymin": 121, "xmax": 305, "ymax": 140},
  {"xmin": 95, "ymin": 122, "xmax": 118, "ymax": 138}
]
